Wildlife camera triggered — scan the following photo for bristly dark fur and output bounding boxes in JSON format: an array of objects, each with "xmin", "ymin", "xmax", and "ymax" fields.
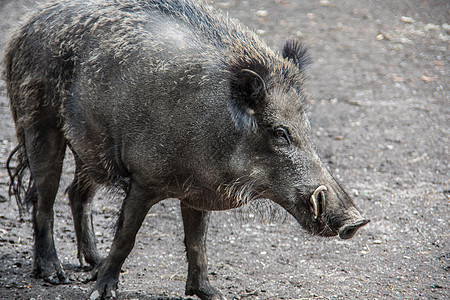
[
  {"xmin": 282, "ymin": 39, "xmax": 311, "ymax": 73},
  {"xmin": 4, "ymin": 0, "xmax": 309, "ymax": 216}
]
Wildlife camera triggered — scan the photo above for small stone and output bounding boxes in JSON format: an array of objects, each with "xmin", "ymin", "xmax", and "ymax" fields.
[
  {"xmin": 438, "ymin": 33, "xmax": 448, "ymax": 41},
  {"xmin": 90, "ymin": 290, "xmax": 100, "ymax": 300},
  {"xmin": 421, "ymin": 75, "xmax": 436, "ymax": 82},
  {"xmin": 256, "ymin": 10, "xmax": 268, "ymax": 17},
  {"xmin": 442, "ymin": 23, "xmax": 450, "ymax": 34},
  {"xmin": 218, "ymin": 2, "xmax": 232, "ymax": 9},
  {"xmin": 392, "ymin": 74, "xmax": 405, "ymax": 82},
  {"xmin": 424, "ymin": 23, "xmax": 438, "ymax": 31},
  {"xmin": 400, "ymin": 16, "xmax": 414, "ymax": 24},
  {"xmin": 399, "ymin": 37, "xmax": 412, "ymax": 44},
  {"xmin": 319, "ymin": 0, "xmax": 330, "ymax": 6}
]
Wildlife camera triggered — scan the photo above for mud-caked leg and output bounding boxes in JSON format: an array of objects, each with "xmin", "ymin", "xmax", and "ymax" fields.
[
  {"xmin": 181, "ymin": 203, "xmax": 225, "ymax": 300},
  {"xmin": 25, "ymin": 125, "xmax": 68, "ymax": 284},
  {"xmin": 89, "ymin": 184, "xmax": 158, "ymax": 299},
  {"xmin": 68, "ymin": 155, "xmax": 101, "ymax": 269}
]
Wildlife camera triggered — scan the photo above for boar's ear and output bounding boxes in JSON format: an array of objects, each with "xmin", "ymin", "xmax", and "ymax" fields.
[
  {"xmin": 282, "ymin": 39, "xmax": 311, "ymax": 73},
  {"xmin": 232, "ymin": 69, "xmax": 266, "ymax": 108},
  {"xmin": 229, "ymin": 69, "xmax": 266, "ymax": 130}
]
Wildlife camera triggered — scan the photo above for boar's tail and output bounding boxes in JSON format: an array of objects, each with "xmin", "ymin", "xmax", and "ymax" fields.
[{"xmin": 6, "ymin": 131, "xmax": 34, "ymax": 218}]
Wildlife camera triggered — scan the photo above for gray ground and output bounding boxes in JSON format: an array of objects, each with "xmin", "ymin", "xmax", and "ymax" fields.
[{"xmin": 0, "ymin": 0, "xmax": 448, "ymax": 299}]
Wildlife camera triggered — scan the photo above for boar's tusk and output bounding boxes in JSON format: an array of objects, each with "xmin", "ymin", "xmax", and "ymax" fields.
[{"xmin": 310, "ymin": 185, "xmax": 328, "ymax": 219}]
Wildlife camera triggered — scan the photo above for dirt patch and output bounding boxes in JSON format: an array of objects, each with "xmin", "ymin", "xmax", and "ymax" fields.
[{"xmin": 0, "ymin": 0, "xmax": 448, "ymax": 299}]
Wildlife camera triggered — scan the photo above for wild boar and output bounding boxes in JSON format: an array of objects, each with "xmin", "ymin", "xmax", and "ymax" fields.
[{"xmin": 4, "ymin": 0, "xmax": 369, "ymax": 299}]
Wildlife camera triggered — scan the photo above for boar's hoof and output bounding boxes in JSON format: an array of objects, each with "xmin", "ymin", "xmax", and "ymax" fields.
[
  {"xmin": 338, "ymin": 219, "xmax": 370, "ymax": 239},
  {"xmin": 87, "ymin": 261, "xmax": 119, "ymax": 299},
  {"xmin": 41, "ymin": 272, "xmax": 70, "ymax": 285},
  {"xmin": 44, "ymin": 274, "xmax": 70, "ymax": 285},
  {"xmin": 89, "ymin": 282, "xmax": 118, "ymax": 300},
  {"xmin": 35, "ymin": 261, "xmax": 70, "ymax": 285},
  {"xmin": 186, "ymin": 284, "xmax": 226, "ymax": 300}
]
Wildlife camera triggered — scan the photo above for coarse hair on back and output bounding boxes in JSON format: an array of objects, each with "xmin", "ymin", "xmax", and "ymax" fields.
[{"xmin": 141, "ymin": 0, "xmax": 308, "ymax": 96}]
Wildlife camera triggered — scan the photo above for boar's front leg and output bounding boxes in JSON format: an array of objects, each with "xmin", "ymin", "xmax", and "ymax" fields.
[
  {"xmin": 89, "ymin": 184, "xmax": 158, "ymax": 300},
  {"xmin": 181, "ymin": 202, "xmax": 225, "ymax": 300}
]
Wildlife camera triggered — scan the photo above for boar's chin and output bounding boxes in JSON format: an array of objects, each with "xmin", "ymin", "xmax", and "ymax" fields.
[
  {"xmin": 305, "ymin": 215, "xmax": 338, "ymax": 238},
  {"xmin": 316, "ymin": 224, "xmax": 339, "ymax": 237}
]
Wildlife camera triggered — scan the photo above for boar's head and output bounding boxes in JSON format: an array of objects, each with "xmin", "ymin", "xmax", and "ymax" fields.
[{"xmin": 223, "ymin": 39, "xmax": 369, "ymax": 239}]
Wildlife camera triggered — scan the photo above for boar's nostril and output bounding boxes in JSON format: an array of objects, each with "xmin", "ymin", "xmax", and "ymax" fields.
[
  {"xmin": 338, "ymin": 219, "xmax": 370, "ymax": 239},
  {"xmin": 310, "ymin": 185, "xmax": 327, "ymax": 220}
]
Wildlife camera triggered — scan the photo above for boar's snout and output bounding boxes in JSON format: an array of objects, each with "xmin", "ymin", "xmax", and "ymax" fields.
[
  {"xmin": 295, "ymin": 183, "xmax": 370, "ymax": 239},
  {"xmin": 325, "ymin": 189, "xmax": 370, "ymax": 240},
  {"xmin": 338, "ymin": 218, "xmax": 370, "ymax": 240},
  {"xmin": 332, "ymin": 198, "xmax": 370, "ymax": 240}
]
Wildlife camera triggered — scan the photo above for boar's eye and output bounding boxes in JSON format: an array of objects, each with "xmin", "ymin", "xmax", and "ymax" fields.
[{"xmin": 273, "ymin": 127, "xmax": 291, "ymax": 144}]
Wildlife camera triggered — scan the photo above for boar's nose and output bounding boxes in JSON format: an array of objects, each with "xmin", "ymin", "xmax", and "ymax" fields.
[{"xmin": 338, "ymin": 219, "xmax": 370, "ymax": 239}]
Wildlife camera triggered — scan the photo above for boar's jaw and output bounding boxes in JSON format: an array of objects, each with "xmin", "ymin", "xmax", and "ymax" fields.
[{"xmin": 276, "ymin": 187, "xmax": 338, "ymax": 237}]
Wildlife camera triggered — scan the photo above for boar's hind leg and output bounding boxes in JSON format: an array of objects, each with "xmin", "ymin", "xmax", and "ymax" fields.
[
  {"xmin": 68, "ymin": 155, "xmax": 101, "ymax": 270},
  {"xmin": 89, "ymin": 184, "xmax": 158, "ymax": 300},
  {"xmin": 181, "ymin": 203, "xmax": 225, "ymax": 300},
  {"xmin": 25, "ymin": 124, "xmax": 68, "ymax": 284}
]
